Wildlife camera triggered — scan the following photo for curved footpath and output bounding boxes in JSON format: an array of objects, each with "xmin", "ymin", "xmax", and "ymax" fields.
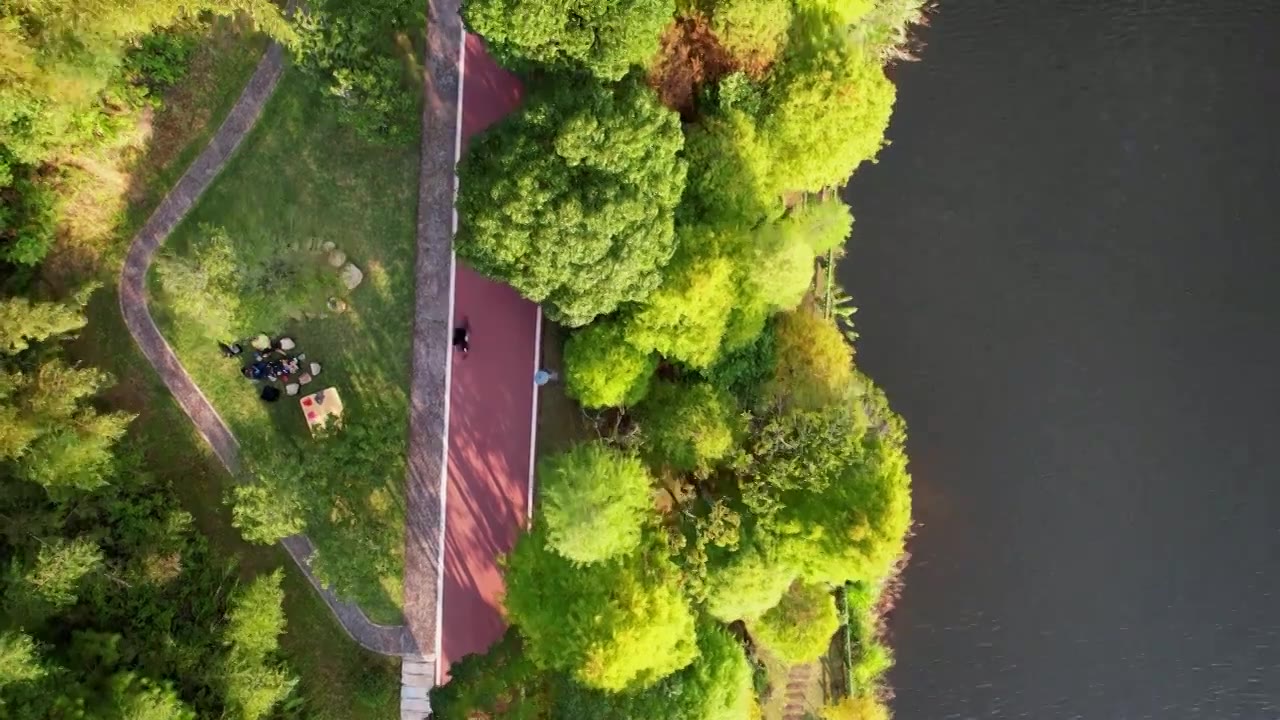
[{"xmin": 117, "ymin": 29, "xmax": 410, "ymax": 657}]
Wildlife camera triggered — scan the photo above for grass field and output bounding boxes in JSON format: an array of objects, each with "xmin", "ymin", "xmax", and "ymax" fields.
[
  {"xmin": 146, "ymin": 65, "xmax": 420, "ymax": 624},
  {"xmin": 60, "ymin": 21, "xmax": 405, "ymax": 719}
]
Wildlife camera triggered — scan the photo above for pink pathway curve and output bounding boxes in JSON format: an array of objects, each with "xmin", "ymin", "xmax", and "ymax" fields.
[{"xmin": 438, "ymin": 34, "xmax": 537, "ymax": 681}]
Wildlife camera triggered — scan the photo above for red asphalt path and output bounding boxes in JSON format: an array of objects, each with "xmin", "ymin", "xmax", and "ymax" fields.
[{"xmin": 439, "ymin": 34, "xmax": 537, "ymax": 681}]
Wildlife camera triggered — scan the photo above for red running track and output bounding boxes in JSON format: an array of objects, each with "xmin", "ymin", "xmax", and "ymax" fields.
[{"xmin": 439, "ymin": 34, "xmax": 537, "ymax": 681}]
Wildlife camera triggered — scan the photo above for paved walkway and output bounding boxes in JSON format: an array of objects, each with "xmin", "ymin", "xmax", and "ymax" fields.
[
  {"xmin": 117, "ymin": 23, "xmax": 410, "ymax": 658},
  {"xmin": 402, "ymin": 5, "xmax": 539, "ymax": 714},
  {"xmin": 438, "ymin": 33, "xmax": 538, "ymax": 683}
]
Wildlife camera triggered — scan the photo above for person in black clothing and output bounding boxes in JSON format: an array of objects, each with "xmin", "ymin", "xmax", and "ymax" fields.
[{"xmin": 452, "ymin": 324, "xmax": 470, "ymax": 354}]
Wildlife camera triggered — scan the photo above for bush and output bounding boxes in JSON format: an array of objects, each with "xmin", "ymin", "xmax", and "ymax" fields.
[
  {"xmin": 540, "ymin": 442, "xmax": 654, "ymax": 564},
  {"xmin": 749, "ymin": 581, "xmax": 840, "ymax": 663},
  {"xmin": 563, "ymin": 320, "xmax": 657, "ymax": 409},
  {"xmin": 822, "ymin": 695, "xmax": 891, "ymax": 720}
]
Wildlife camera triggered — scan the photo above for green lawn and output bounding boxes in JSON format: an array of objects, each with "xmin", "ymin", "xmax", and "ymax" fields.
[
  {"xmin": 60, "ymin": 25, "xmax": 405, "ymax": 719},
  {"xmin": 146, "ymin": 65, "xmax": 419, "ymax": 624}
]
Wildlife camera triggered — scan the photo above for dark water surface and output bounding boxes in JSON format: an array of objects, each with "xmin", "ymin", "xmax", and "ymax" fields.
[{"xmin": 841, "ymin": 1, "xmax": 1280, "ymax": 717}]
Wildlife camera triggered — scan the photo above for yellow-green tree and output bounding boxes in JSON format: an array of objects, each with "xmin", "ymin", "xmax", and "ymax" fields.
[
  {"xmin": 540, "ymin": 442, "xmax": 654, "ymax": 564},
  {"xmin": 504, "ymin": 527, "xmax": 698, "ymax": 691}
]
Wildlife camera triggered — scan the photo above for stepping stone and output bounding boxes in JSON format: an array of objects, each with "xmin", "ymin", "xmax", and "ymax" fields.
[
  {"xmin": 310, "ymin": 362, "xmax": 321, "ymax": 376},
  {"xmin": 340, "ymin": 262, "xmax": 363, "ymax": 289},
  {"xmin": 278, "ymin": 337, "xmax": 296, "ymax": 351},
  {"xmin": 298, "ymin": 373, "xmax": 313, "ymax": 385},
  {"xmin": 328, "ymin": 249, "xmax": 347, "ymax": 267},
  {"xmin": 285, "ymin": 383, "xmax": 299, "ymax": 396},
  {"xmin": 321, "ymin": 240, "xmax": 336, "ymax": 252}
]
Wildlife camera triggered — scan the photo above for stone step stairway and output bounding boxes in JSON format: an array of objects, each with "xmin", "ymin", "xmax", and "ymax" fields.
[
  {"xmin": 401, "ymin": 655, "xmax": 437, "ymax": 720},
  {"xmin": 783, "ymin": 663, "xmax": 814, "ymax": 720}
]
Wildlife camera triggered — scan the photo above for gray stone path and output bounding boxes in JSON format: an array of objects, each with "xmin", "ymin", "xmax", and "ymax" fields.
[
  {"xmin": 399, "ymin": 0, "xmax": 467, "ymax": 715},
  {"xmin": 117, "ymin": 22, "xmax": 411, "ymax": 658}
]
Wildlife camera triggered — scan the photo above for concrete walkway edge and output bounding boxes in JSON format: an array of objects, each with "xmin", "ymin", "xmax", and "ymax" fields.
[{"xmin": 117, "ymin": 25, "xmax": 410, "ymax": 658}]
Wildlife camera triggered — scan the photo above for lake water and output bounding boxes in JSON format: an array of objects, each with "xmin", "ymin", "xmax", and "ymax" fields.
[{"xmin": 840, "ymin": 1, "xmax": 1280, "ymax": 717}]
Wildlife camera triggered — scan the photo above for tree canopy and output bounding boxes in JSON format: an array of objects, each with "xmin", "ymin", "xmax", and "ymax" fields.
[
  {"xmin": 504, "ymin": 527, "xmax": 698, "ymax": 691},
  {"xmin": 748, "ymin": 581, "xmax": 841, "ymax": 663},
  {"xmin": 635, "ymin": 381, "xmax": 741, "ymax": 477},
  {"xmin": 457, "ymin": 77, "xmax": 687, "ymax": 326},
  {"xmin": 462, "ymin": 0, "xmax": 674, "ymax": 80},
  {"xmin": 563, "ymin": 319, "xmax": 656, "ymax": 408},
  {"xmin": 540, "ymin": 442, "xmax": 655, "ymax": 564},
  {"xmin": 760, "ymin": 21, "xmax": 895, "ymax": 193}
]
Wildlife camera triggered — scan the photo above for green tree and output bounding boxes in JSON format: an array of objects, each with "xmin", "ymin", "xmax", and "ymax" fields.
[
  {"xmin": 767, "ymin": 307, "xmax": 855, "ymax": 411},
  {"xmin": 7, "ymin": 537, "xmax": 103, "ymax": 614},
  {"xmin": 635, "ymin": 381, "xmax": 741, "ymax": 477},
  {"xmin": 709, "ymin": 0, "xmax": 792, "ymax": 69},
  {"xmin": 563, "ymin": 320, "xmax": 657, "ymax": 408},
  {"xmin": 221, "ymin": 570, "xmax": 296, "ymax": 720},
  {"xmin": 0, "ymin": 632, "xmax": 46, "ymax": 688},
  {"xmin": 552, "ymin": 621, "xmax": 756, "ymax": 720},
  {"xmin": 229, "ymin": 472, "xmax": 308, "ymax": 545},
  {"xmin": 540, "ymin": 442, "xmax": 654, "ymax": 564},
  {"xmin": 0, "ymin": 289, "xmax": 93, "ymax": 355},
  {"xmin": 294, "ymin": 0, "xmax": 421, "ymax": 144},
  {"xmin": 680, "ymin": 105, "xmax": 780, "ymax": 227},
  {"xmin": 703, "ymin": 540, "xmax": 794, "ymax": 622},
  {"xmin": 742, "ymin": 386, "xmax": 912, "ymax": 587},
  {"xmin": 107, "ymin": 673, "xmax": 197, "ymax": 720},
  {"xmin": 462, "ymin": 0, "xmax": 674, "ymax": 80},
  {"xmin": 504, "ymin": 527, "xmax": 698, "ymax": 691},
  {"xmin": 457, "ymin": 77, "xmax": 687, "ymax": 326},
  {"xmin": 748, "ymin": 581, "xmax": 840, "ymax": 663},
  {"xmin": 795, "ymin": 0, "xmax": 875, "ymax": 25},
  {"xmin": 623, "ymin": 247, "xmax": 737, "ymax": 369},
  {"xmin": 155, "ymin": 224, "xmax": 240, "ymax": 340},
  {"xmin": 429, "ymin": 629, "xmax": 551, "ymax": 720},
  {"xmin": 761, "ymin": 21, "xmax": 895, "ymax": 193},
  {"xmin": 0, "ymin": 360, "xmax": 134, "ymax": 492}
]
